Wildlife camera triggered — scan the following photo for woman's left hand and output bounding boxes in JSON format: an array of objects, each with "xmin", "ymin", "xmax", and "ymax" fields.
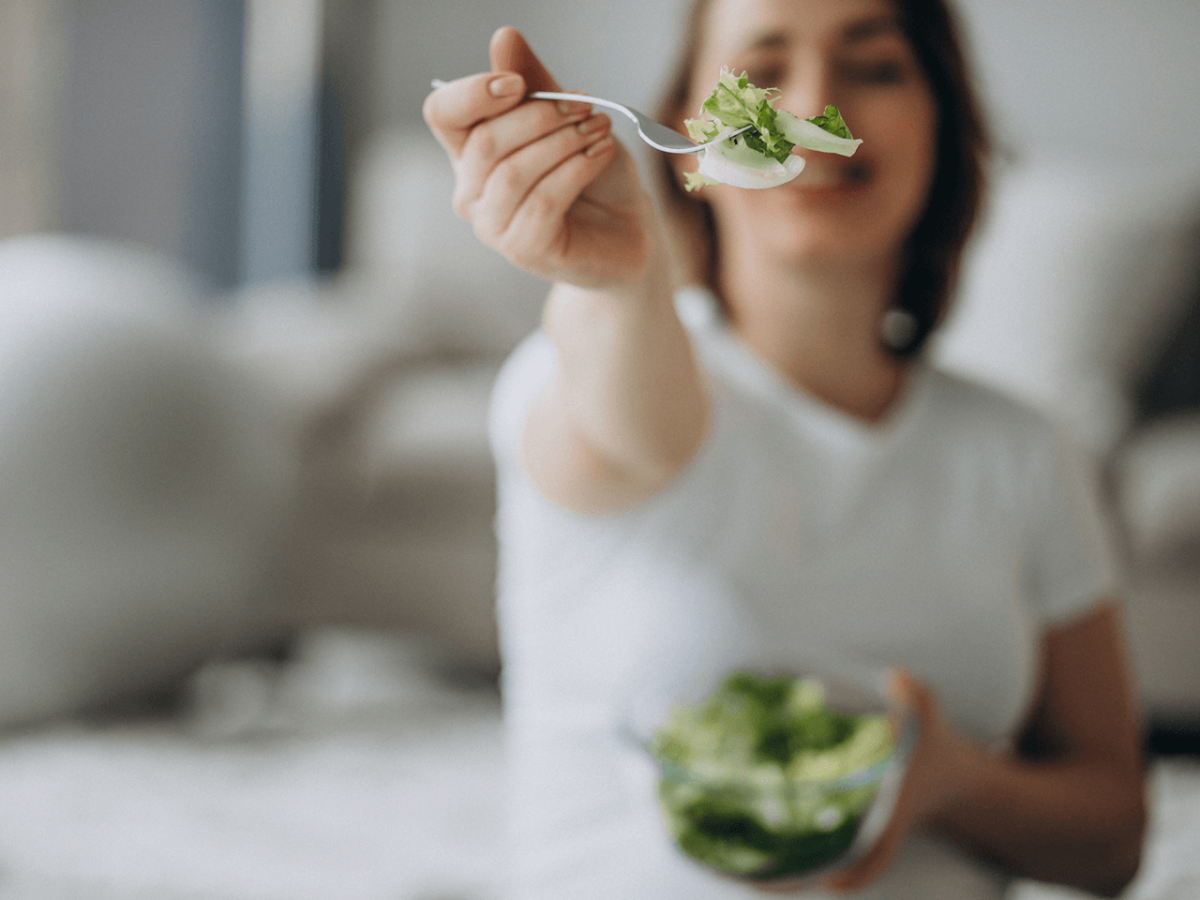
[
  {"xmin": 818, "ymin": 669, "xmax": 971, "ymax": 893},
  {"xmin": 758, "ymin": 604, "xmax": 1147, "ymax": 896},
  {"xmin": 747, "ymin": 670, "xmax": 969, "ymax": 895}
]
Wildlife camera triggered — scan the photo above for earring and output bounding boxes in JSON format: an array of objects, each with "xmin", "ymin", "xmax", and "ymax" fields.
[{"xmin": 879, "ymin": 308, "xmax": 918, "ymax": 353}]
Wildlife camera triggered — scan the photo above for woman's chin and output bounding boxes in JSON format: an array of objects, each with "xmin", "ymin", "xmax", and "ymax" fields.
[{"xmin": 764, "ymin": 222, "xmax": 897, "ymax": 270}]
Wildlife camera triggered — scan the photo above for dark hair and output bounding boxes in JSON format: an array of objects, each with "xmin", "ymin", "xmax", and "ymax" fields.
[{"xmin": 653, "ymin": 0, "xmax": 990, "ymax": 357}]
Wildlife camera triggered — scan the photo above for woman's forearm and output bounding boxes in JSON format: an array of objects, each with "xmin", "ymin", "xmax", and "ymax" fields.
[
  {"xmin": 522, "ymin": 252, "xmax": 710, "ymax": 512},
  {"xmin": 932, "ymin": 740, "xmax": 1147, "ymax": 897}
]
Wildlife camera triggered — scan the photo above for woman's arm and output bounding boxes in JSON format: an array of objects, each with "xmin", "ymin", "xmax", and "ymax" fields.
[
  {"xmin": 424, "ymin": 28, "xmax": 708, "ymax": 513},
  {"xmin": 523, "ymin": 275, "xmax": 709, "ymax": 512},
  {"xmin": 933, "ymin": 600, "xmax": 1147, "ymax": 894},
  {"xmin": 827, "ymin": 601, "xmax": 1147, "ymax": 896}
]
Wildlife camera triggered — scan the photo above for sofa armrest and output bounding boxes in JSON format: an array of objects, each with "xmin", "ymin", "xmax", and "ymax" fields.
[{"xmin": 1113, "ymin": 412, "xmax": 1200, "ymax": 567}]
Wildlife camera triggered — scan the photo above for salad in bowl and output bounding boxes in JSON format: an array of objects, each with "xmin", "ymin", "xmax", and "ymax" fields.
[{"xmin": 633, "ymin": 667, "xmax": 917, "ymax": 883}]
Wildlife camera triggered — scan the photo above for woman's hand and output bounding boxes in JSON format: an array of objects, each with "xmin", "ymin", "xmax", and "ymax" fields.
[
  {"xmin": 745, "ymin": 670, "xmax": 970, "ymax": 896},
  {"xmin": 426, "ymin": 29, "xmax": 707, "ymax": 515},
  {"xmin": 818, "ymin": 670, "xmax": 971, "ymax": 893},
  {"xmin": 822, "ymin": 603, "xmax": 1146, "ymax": 896},
  {"xmin": 423, "ymin": 27, "xmax": 656, "ymax": 290}
]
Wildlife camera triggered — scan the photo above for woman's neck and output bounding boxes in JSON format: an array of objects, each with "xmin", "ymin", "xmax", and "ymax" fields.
[{"xmin": 716, "ymin": 248, "xmax": 910, "ymax": 424}]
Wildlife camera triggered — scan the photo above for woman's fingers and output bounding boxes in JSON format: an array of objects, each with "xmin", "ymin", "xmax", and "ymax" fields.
[
  {"xmin": 452, "ymin": 100, "xmax": 596, "ymax": 216},
  {"xmin": 425, "ymin": 27, "xmax": 644, "ymax": 288},
  {"xmin": 822, "ymin": 825, "xmax": 906, "ymax": 893},
  {"xmin": 425, "ymin": 25, "xmax": 573, "ymax": 159},
  {"xmin": 500, "ymin": 131, "xmax": 616, "ymax": 271},
  {"xmin": 822, "ymin": 671, "xmax": 951, "ymax": 893},
  {"xmin": 422, "ymin": 72, "xmax": 528, "ymax": 157},
  {"xmin": 490, "ymin": 26, "xmax": 559, "ymax": 93},
  {"xmin": 471, "ymin": 114, "xmax": 615, "ymax": 264}
]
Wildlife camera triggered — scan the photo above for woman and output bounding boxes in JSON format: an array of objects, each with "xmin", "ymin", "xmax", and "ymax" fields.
[{"xmin": 423, "ymin": 1, "xmax": 1146, "ymax": 896}]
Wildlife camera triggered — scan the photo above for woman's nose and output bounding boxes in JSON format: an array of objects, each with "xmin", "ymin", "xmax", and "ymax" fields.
[{"xmin": 780, "ymin": 58, "xmax": 837, "ymax": 118}]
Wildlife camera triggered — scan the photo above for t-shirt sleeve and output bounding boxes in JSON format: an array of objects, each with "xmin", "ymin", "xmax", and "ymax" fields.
[
  {"xmin": 488, "ymin": 329, "xmax": 555, "ymax": 474},
  {"xmin": 1026, "ymin": 424, "xmax": 1125, "ymax": 625}
]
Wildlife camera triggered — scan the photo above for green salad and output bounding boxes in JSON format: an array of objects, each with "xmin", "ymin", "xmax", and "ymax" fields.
[
  {"xmin": 684, "ymin": 68, "xmax": 862, "ymax": 191},
  {"xmin": 650, "ymin": 671, "xmax": 894, "ymax": 879}
]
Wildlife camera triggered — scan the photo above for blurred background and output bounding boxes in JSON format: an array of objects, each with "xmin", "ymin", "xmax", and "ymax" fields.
[{"xmin": 1, "ymin": 1, "xmax": 1199, "ymax": 898}]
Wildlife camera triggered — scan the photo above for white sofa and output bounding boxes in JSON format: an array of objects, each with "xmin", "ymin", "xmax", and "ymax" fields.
[
  {"xmin": 210, "ymin": 129, "xmax": 549, "ymax": 673},
  {"xmin": 0, "ymin": 235, "xmax": 296, "ymax": 726},
  {"xmin": 3, "ymin": 135, "xmax": 1198, "ymax": 734},
  {"xmin": 223, "ymin": 133, "xmax": 1200, "ymax": 726}
]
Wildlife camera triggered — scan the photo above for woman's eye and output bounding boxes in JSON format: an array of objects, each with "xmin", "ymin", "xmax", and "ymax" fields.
[
  {"xmin": 743, "ymin": 66, "xmax": 784, "ymax": 88},
  {"xmin": 840, "ymin": 61, "xmax": 907, "ymax": 85}
]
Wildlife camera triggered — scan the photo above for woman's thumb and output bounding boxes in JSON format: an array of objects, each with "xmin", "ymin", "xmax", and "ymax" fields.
[
  {"xmin": 886, "ymin": 668, "xmax": 932, "ymax": 722},
  {"xmin": 489, "ymin": 26, "xmax": 561, "ymax": 92}
]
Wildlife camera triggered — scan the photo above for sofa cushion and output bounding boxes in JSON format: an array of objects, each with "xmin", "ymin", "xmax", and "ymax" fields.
[
  {"xmin": 0, "ymin": 235, "xmax": 296, "ymax": 724},
  {"xmin": 1113, "ymin": 413, "xmax": 1200, "ymax": 566},
  {"xmin": 343, "ymin": 128, "xmax": 547, "ymax": 361},
  {"xmin": 933, "ymin": 159, "xmax": 1200, "ymax": 457}
]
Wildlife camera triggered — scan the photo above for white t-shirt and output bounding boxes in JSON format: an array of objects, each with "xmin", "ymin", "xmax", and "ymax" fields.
[{"xmin": 487, "ymin": 288, "xmax": 1121, "ymax": 900}]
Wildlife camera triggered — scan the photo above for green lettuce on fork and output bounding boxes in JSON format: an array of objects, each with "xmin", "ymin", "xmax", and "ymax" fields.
[{"xmin": 684, "ymin": 68, "xmax": 863, "ymax": 190}]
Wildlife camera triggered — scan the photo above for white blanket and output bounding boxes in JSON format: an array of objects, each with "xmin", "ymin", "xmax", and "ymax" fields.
[{"xmin": 0, "ymin": 628, "xmax": 1195, "ymax": 900}]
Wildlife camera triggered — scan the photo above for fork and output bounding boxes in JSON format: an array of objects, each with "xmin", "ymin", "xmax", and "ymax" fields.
[
  {"xmin": 430, "ymin": 80, "xmax": 750, "ymax": 154},
  {"xmin": 527, "ymin": 91, "xmax": 751, "ymax": 154}
]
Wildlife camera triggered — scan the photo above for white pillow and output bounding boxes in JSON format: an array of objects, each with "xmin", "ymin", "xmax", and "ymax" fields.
[
  {"xmin": 1113, "ymin": 412, "xmax": 1200, "ymax": 564},
  {"xmin": 933, "ymin": 159, "xmax": 1200, "ymax": 456},
  {"xmin": 343, "ymin": 128, "xmax": 548, "ymax": 360},
  {"xmin": 0, "ymin": 234, "xmax": 294, "ymax": 724}
]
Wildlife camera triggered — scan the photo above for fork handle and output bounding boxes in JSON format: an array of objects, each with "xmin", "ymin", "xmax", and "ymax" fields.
[
  {"xmin": 431, "ymin": 81, "xmax": 638, "ymax": 127},
  {"xmin": 528, "ymin": 91, "xmax": 640, "ymax": 126}
]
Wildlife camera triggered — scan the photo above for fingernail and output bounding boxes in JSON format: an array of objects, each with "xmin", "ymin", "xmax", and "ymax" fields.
[
  {"xmin": 576, "ymin": 115, "xmax": 607, "ymax": 135},
  {"xmin": 489, "ymin": 74, "xmax": 524, "ymax": 97},
  {"xmin": 585, "ymin": 135, "xmax": 614, "ymax": 157}
]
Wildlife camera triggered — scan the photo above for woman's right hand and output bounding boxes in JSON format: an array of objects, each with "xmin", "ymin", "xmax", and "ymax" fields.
[
  {"xmin": 423, "ymin": 27, "xmax": 657, "ymax": 291},
  {"xmin": 426, "ymin": 28, "xmax": 706, "ymax": 515}
]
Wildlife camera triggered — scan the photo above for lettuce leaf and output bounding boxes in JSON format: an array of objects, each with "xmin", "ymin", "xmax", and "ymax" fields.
[
  {"xmin": 688, "ymin": 136, "xmax": 807, "ymax": 191},
  {"xmin": 803, "ymin": 105, "xmax": 854, "ymax": 140},
  {"xmin": 683, "ymin": 69, "xmax": 862, "ymax": 191}
]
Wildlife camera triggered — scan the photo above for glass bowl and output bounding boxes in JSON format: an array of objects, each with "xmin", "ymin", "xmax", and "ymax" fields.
[{"xmin": 627, "ymin": 666, "xmax": 918, "ymax": 884}]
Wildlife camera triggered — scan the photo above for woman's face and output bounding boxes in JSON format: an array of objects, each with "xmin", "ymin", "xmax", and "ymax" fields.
[{"xmin": 684, "ymin": 0, "xmax": 938, "ymax": 270}]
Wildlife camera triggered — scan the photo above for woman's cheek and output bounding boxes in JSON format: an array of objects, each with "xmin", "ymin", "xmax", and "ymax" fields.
[{"xmin": 877, "ymin": 107, "xmax": 937, "ymax": 193}]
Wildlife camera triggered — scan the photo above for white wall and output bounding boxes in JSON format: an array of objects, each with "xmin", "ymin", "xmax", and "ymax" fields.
[
  {"xmin": 953, "ymin": 0, "xmax": 1200, "ymax": 166},
  {"xmin": 370, "ymin": 0, "xmax": 691, "ymax": 138},
  {"xmin": 372, "ymin": 0, "xmax": 1200, "ymax": 169},
  {"xmin": 54, "ymin": 0, "xmax": 245, "ymax": 288}
]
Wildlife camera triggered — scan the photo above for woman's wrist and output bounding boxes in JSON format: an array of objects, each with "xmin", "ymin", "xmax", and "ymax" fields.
[
  {"xmin": 546, "ymin": 228, "xmax": 677, "ymax": 325},
  {"xmin": 887, "ymin": 670, "xmax": 987, "ymax": 832},
  {"xmin": 922, "ymin": 729, "xmax": 990, "ymax": 833}
]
